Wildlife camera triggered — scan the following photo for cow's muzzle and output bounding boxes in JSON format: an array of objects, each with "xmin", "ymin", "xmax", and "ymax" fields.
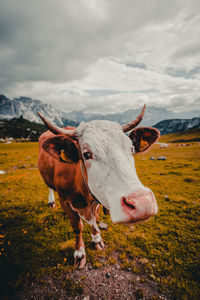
[{"xmin": 121, "ymin": 189, "xmax": 158, "ymax": 223}]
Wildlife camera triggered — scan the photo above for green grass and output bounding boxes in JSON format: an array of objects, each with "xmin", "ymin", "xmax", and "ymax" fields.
[{"xmin": 0, "ymin": 140, "xmax": 200, "ymax": 299}]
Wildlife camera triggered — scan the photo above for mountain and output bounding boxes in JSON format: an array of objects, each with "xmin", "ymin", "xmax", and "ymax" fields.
[
  {"xmin": 64, "ymin": 106, "xmax": 175, "ymax": 126},
  {"xmin": 0, "ymin": 94, "xmax": 199, "ymax": 129},
  {"xmin": 64, "ymin": 106, "xmax": 200, "ymax": 127},
  {"xmin": 0, "ymin": 95, "xmax": 78, "ymax": 127},
  {"xmin": 153, "ymin": 118, "xmax": 200, "ymax": 135}
]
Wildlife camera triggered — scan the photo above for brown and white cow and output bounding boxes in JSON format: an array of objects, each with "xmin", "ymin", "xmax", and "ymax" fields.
[{"xmin": 38, "ymin": 105, "xmax": 160, "ymax": 268}]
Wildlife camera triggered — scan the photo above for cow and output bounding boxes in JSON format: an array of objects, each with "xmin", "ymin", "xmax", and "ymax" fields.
[{"xmin": 38, "ymin": 105, "xmax": 160, "ymax": 268}]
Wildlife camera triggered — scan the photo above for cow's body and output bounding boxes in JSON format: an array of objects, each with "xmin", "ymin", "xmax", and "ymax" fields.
[
  {"xmin": 38, "ymin": 130, "xmax": 103, "ymax": 267},
  {"xmin": 38, "ymin": 107, "xmax": 160, "ymax": 268}
]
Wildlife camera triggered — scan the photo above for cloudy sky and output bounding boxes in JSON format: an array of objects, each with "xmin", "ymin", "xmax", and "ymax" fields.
[{"xmin": 0, "ymin": 0, "xmax": 200, "ymax": 114}]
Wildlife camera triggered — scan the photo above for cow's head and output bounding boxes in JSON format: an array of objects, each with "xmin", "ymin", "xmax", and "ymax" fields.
[{"xmin": 38, "ymin": 105, "xmax": 160, "ymax": 224}]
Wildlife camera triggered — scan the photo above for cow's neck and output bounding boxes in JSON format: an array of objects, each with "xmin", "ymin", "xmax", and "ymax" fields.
[{"xmin": 79, "ymin": 159, "xmax": 101, "ymax": 205}]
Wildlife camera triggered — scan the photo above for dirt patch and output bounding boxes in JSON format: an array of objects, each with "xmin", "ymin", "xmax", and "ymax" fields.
[{"xmin": 20, "ymin": 264, "xmax": 171, "ymax": 300}]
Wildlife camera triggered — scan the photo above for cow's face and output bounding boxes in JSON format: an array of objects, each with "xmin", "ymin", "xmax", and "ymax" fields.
[{"xmin": 76, "ymin": 120, "xmax": 159, "ymax": 224}]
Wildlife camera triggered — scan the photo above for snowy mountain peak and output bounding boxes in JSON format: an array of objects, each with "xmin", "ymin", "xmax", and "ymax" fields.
[
  {"xmin": 0, "ymin": 95, "xmax": 75, "ymax": 126},
  {"xmin": 153, "ymin": 118, "xmax": 200, "ymax": 135}
]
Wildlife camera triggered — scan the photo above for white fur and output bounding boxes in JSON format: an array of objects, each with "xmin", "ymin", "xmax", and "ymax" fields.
[
  {"xmin": 48, "ymin": 188, "xmax": 55, "ymax": 204},
  {"xmin": 78, "ymin": 212, "xmax": 100, "ymax": 233},
  {"xmin": 69, "ymin": 201, "xmax": 100, "ymax": 232},
  {"xmin": 76, "ymin": 120, "xmax": 145, "ymax": 223},
  {"xmin": 91, "ymin": 233, "xmax": 102, "ymax": 243},
  {"xmin": 74, "ymin": 247, "xmax": 86, "ymax": 258}
]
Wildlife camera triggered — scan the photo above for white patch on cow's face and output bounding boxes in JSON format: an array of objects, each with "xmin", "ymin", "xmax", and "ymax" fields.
[{"xmin": 76, "ymin": 120, "xmax": 145, "ymax": 223}]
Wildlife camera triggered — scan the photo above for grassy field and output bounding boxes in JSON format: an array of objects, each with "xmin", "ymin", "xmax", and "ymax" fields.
[{"xmin": 0, "ymin": 134, "xmax": 200, "ymax": 299}]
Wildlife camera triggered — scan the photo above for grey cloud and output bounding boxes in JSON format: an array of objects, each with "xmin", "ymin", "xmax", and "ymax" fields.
[
  {"xmin": 166, "ymin": 66, "xmax": 200, "ymax": 79},
  {"xmin": 85, "ymin": 89, "xmax": 121, "ymax": 98},
  {"xmin": 125, "ymin": 63, "xmax": 147, "ymax": 70},
  {"xmin": 0, "ymin": 0, "xmax": 200, "ymax": 115},
  {"xmin": 172, "ymin": 42, "xmax": 200, "ymax": 60},
  {"xmin": 0, "ymin": 0, "xmax": 183, "ymax": 90},
  {"xmin": 84, "ymin": 88, "xmax": 159, "ymax": 99}
]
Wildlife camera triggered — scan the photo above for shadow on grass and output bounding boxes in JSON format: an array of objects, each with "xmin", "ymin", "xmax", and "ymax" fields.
[{"xmin": 0, "ymin": 206, "xmax": 75, "ymax": 299}]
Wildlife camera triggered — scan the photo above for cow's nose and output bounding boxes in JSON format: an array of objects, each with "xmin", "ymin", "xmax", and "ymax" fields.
[{"xmin": 121, "ymin": 189, "xmax": 158, "ymax": 223}]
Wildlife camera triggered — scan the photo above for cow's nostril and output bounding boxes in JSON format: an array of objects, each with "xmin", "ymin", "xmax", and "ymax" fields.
[
  {"xmin": 122, "ymin": 197, "xmax": 135, "ymax": 210},
  {"xmin": 121, "ymin": 190, "xmax": 158, "ymax": 223}
]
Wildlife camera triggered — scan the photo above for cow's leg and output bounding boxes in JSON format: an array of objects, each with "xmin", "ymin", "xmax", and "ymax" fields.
[
  {"xmin": 61, "ymin": 201, "xmax": 86, "ymax": 268},
  {"xmin": 48, "ymin": 188, "xmax": 56, "ymax": 208},
  {"xmin": 91, "ymin": 205, "xmax": 104, "ymax": 250},
  {"xmin": 91, "ymin": 226, "xmax": 104, "ymax": 250}
]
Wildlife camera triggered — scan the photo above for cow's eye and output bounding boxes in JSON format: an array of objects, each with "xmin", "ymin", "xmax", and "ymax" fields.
[{"xmin": 83, "ymin": 151, "xmax": 93, "ymax": 160}]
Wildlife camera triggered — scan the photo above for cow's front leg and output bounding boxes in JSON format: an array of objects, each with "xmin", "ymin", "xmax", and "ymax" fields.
[
  {"xmin": 73, "ymin": 221, "xmax": 86, "ymax": 268},
  {"xmin": 90, "ymin": 203, "xmax": 104, "ymax": 250},
  {"xmin": 61, "ymin": 201, "xmax": 86, "ymax": 268},
  {"xmin": 91, "ymin": 226, "xmax": 104, "ymax": 250}
]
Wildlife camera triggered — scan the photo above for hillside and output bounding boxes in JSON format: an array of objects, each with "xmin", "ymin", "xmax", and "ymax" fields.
[
  {"xmin": 0, "ymin": 116, "xmax": 46, "ymax": 141},
  {"xmin": 0, "ymin": 116, "xmax": 79, "ymax": 141},
  {"xmin": 159, "ymin": 128, "xmax": 200, "ymax": 143}
]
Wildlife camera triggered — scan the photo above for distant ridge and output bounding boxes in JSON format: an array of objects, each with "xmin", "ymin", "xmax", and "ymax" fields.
[{"xmin": 153, "ymin": 118, "xmax": 200, "ymax": 135}]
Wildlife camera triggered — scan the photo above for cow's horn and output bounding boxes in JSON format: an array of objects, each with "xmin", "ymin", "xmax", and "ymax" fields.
[
  {"xmin": 38, "ymin": 112, "xmax": 77, "ymax": 139},
  {"xmin": 122, "ymin": 104, "xmax": 146, "ymax": 133}
]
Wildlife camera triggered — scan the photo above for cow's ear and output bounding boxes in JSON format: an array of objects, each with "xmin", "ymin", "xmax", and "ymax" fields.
[
  {"xmin": 129, "ymin": 127, "xmax": 160, "ymax": 153},
  {"xmin": 42, "ymin": 135, "xmax": 80, "ymax": 163}
]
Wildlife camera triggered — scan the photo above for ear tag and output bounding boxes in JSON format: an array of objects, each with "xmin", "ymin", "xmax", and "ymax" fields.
[
  {"xmin": 60, "ymin": 150, "xmax": 72, "ymax": 163},
  {"xmin": 139, "ymin": 139, "xmax": 149, "ymax": 151}
]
